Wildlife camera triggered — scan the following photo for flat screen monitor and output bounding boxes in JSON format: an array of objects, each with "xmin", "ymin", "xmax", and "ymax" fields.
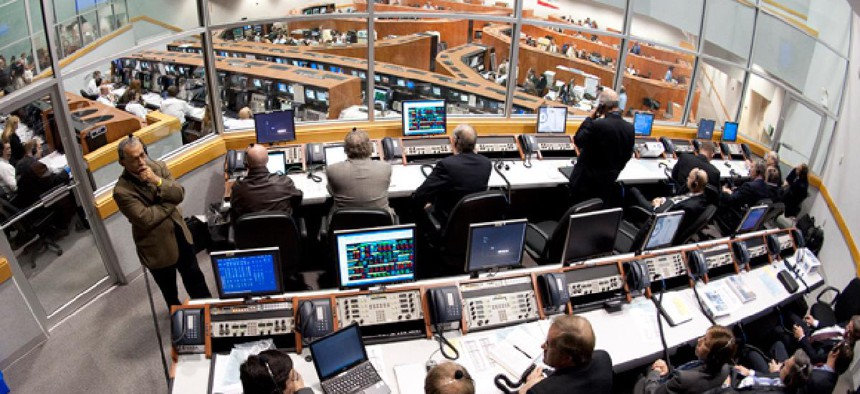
[
  {"xmin": 432, "ymin": 87, "xmax": 441, "ymax": 97},
  {"xmin": 254, "ymin": 109, "xmax": 296, "ymax": 145},
  {"xmin": 334, "ymin": 225, "xmax": 416, "ymax": 290},
  {"xmin": 633, "ymin": 112, "xmax": 654, "ymax": 136},
  {"xmin": 306, "ymin": 89, "xmax": 317, "ymax": 100},
  {"xmin": 406, "ymin": 81, "xmax": 415, "ymax": 89},
  {"xmin": 642, "ymin": 211, "xmax": 685, "ymax": 251},
  {"xmin": 562, "ymin": 208, "xmax": 623, "ymax": 264},
  {"xmin": 697, "ymin": 119, "xmax": 716, "ymax": 140},
  {"xmin": 722, "ymin": 121, "xmax": 739, "ymax": 142},
  {"xmin": 267, "ymin": 151, "xmax": 286, "ymax": 174},
  {"xmin": 373, "ymin": 87, "xmax": 390, "ymax": 103},
  {"xmin": 317, "ymin": 91, "xmax": 328, "ymax": 101},
  {"xmin": 536, "ymin": 106, "xmax": 567, "ymax": 134},
  {"xmin": 324, "ymin": 145, "xmax": 347, "ymax": 166},
  {"xmin": 736, "ymin": 205, "xmax": 768, "ymax": 234},
  {"xmin": 396, "ymin": 79, "xmax": 406, "ymax": 87},
  {"xmin": 210, "ymin": 247, "xmax": 283, "ymax": 299},
  {"xmin": 232, "ymin": 28, "xmax": 244, "ymax": 38},
  {"xmin": 252, "ymin": 79, "xmax": 262, "ymax": 88},
  {"xmin": 277, "ymin": 82, "xmax": 288, "ymax": 93},
  {"xmin": 402, "ymin": 100, "xmax": 446, "ymax": 136},
  {"xmin": 465, "ymin": 219, "xmax": 528, "ymax": 273}
]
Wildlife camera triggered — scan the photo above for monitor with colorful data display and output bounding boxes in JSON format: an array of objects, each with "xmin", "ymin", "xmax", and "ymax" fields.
[
  {"xmin": 335, "ymin": 225, "xmax": 416, "ymax": 290},
  {"xmin": 402, "ymin": 100, "xmax": 447, "ymax": 136}
]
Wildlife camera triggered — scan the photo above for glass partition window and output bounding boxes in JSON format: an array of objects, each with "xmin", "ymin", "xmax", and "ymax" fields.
[
  {"xmin": 524, "ymin": 0, "xmax": 626, "ymax": 33},
  {"xmin": 702, "ymin": 0, "xmax": 754, "ymax": 64},
  {"xmin": 0, "ymin": 0, "xmax": 52, "ymax": 95},
  {"xmin": 739, "ymin": 74, "xmax": 785, "ymax": 147},
  {"xmin": 692, "ymin": 59, "xmax": 744, "ymax": 127},
  {"xmin": 762, "ymin": 0, "xmax": 851, "ymax": 57},
  {"xmin": 631, "ymin": 0, "xmax": 703, "ymax": 51},
  {"xmin": 621, "ymin": 42, "xmax": 691, "ymax": 122}
]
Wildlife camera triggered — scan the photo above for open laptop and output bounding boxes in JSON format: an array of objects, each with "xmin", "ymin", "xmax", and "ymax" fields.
[{"xmin": 309, "ymin": 324, "xmax": 390, "ymax": 394}]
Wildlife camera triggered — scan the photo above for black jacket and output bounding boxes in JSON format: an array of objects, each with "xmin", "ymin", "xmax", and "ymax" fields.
[
  {"xmin": 528, "ymin": 350, "xmax": 613, "ymax": 394},
  {"xmin": 230, "ymin": 166, "xmax": 303, "ymax": 221},
  {"xmin": 659, "ymin": 193, "xmax": 710, "ymax": 234},
  {"xmin": 14, "ymin": 155, "xmax": 69, "ymax": 208},
  {"xmin": 639, "ymin": 361, "xmax": 730, "ymax": 394},
  {"xmin": 569, "ymin": 113, "xmax": 634, "ymax": 199},
  {"xmin": 413, "ymin": 152, "xmax": 491, "ymax": 222},
  {"xmin": 720, "ymin": 178, "xmax": 777, "ymax": 209},
  {"xmin": 672, "ymin": 153, "xmax": 721, "ymax": 193},
  {"xmin": 781, "ymin": 168, "xmax": 808, "ymax": 217}
]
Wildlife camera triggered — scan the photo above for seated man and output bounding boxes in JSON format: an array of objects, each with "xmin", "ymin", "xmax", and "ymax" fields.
[
  {"xmin": 96, "ymin": 85, "xmax": 116, "ymax": 107},
  {"xmin": 325, "ymin": 129, "xmax": 392, "ymax": 217},
  {"xmin": 230, "ymin": 144, "xmax": 303, "ymax": 221},
  {"xmin": 0, "ymin": 141, "xmax": 17, "ymax": 198},
  {"xmin": 629, "ymin": 168, "xmax": 709, "ymax": 235},
  {"xmin": 672, "ymin": 141, "xmax": 720, "ymax": 193},
  {"xmin": 733, "ymin": 349, "xmax": 812, "ymax": 393},
  {"xmin": 424, "ymin": 362, "xmax": 474, "ymax": 394},
  {"xmin": 240, "ymin": 349, "xmax": 312, "ymax": 394},
  {"xmin": 413, "ymin": 124, "xmax": 491, "ymax": 225},
  {"xmin": 14, "ymin": 139, "xmax": 69, "ymax": 209},
  {"xmin": 807, "ymin": 340, "xmax": 853, "ymax": 394},
  {"xmin": 160, "ymin": 86, "xmax": 193, "ymax": 124},
  {"xmin": 520, "ymin": 315, "xmax": 613, "ymax": 394},
  {"xmin": 718, "ymin": 160, "xmax": 776, "ymax": 231}
]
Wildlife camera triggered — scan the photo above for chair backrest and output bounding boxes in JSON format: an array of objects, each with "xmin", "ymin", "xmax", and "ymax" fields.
[
  {"xmin": 704, "ymin": 184, "xmax": 720, "ymax": 206},
  {"xmin": 441, "ymin": 190, "xmax": 509, "ymax": 259},
  {"xmin": 545, "ymin": 198, "xmax": 603, "ymax": 262},
  {"xmin": 673, "ymin": 205, "xmax": 717, "ymax": 245},
  {"xmin": 234, "ymin": 211, "xmax": 300, "ymax": 274},
  {"xmin": 835, "ymin": 277, "xmax": 860, "ymax": 323},
  {"xmin": 760, "ymin": 202, "xmax": 785, "ymax": 229},
  {"xmin": 328, "ymin": 208, "xmax": 394, "ymax": 235}
]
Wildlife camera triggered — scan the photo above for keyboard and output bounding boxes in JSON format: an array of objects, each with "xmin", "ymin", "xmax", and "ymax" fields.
[{"xmin": 322, "ymin": 362, "xmax": 381, "ymax": 394}]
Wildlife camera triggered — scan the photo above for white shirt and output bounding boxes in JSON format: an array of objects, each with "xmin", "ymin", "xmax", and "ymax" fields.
[
  {"xmin": 96, "ymin": 95, "xmax": 115, "ymax": 107},
  {"xmin": 0, "ymin": 157, "xmax": 16, "ymax": 194},
  {"xmin": 125, "ymin": 102, "xmax": 148, "ymax": 119},
  {"xmin": 85, "ymin": 78, "xmax": 99, "ymax": 95},
  {"xmin": 159, "ymin": 97, "xmax": 193, "ymax": 123}
]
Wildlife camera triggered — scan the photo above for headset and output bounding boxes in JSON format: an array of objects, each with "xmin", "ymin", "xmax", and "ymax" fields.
[
  {"xmin": 791, "ymin": 228, "xmax": 805, "ymax": 248},
  {"xmin": 257, "ymin": 354, "xmax": 285, "ymax": 394},
  {"xmin": 686, "ymin": 250, "xmax": 708, "ymax": 281},
  {"xmin": 732, "ymin": 241, "xmax": 751, "ymax": 271},
  {"xmin": 766, "ymin": 234, "xmax": 781, "ymax": 260}
]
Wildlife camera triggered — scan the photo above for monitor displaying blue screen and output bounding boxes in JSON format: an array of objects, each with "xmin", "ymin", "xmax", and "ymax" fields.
[
  {"xmin": 643, "ymin": 211, "xmax": 685, "ymax": 251},
  {"xmin": 406, "ymin": 81, "xmax": 415, "ymax": 89},
  {"xmin": 335, "ymin": 225, "xmax": 416, "ymax": 289},
  {"xmin": 634, "ymin": 112, "xmax": 654, "ymax": 136},
  {"xmin": 310, "ymin": 324, "xmax": 367, "ymax": 380},
  {"xmin": 737, "ymin": 205, "xmax": 768, "ymax": 234},
  {"xmin": 254, "ymin": 109, "xmax": 296, "ymax": 145},
  {"xmin": 697, "ymin": 119, "xmax": 716, "ymax": 140},
  {"xmin": 402, "ymin": 100, "xmax": 446, "ymax": 136},
  {"xmin": 466, "ymin": 219, "xmax": 527, "ymax": 273},
  {"xmin": 277, "ymin": 82, "xmax": 288, "ymax": 93},
  {"xmin": 537, "ymin": 106, "xmax": 567, "ymax": 133},
  {"xmin": 722, "ymin": 121, "xmax": 739, "ymax": 142},
  {"xmin": 210, "ymin": 247, "xmax": 283, "ymax": 298}
]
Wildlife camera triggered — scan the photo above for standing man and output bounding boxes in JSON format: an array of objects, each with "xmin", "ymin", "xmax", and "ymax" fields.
[
  {"xmin": 114, "ymin": 136, "xmax": 211, "ymax": 308},
  {"xmin": 325, "ymin": 129, "xmax": 392, "ymax": 217},
  {"xmin": 568, "ymin": 88, "xmax": 634, "ymax": 205},
  {"xmin": 230, "ymin": 144, "xmax": 303, "ymax": 221},
  {"xmin": 519, "ymin": 315, "xmax": 613, "ymax": 394}
]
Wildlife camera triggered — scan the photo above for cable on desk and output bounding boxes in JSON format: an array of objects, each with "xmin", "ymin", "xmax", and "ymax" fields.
[
  {"xmin": 651, "ymin": 276, "xmax": 673, "ymax": 373},
  {"xmin": 306, "ymin": 164, "xmax": 323, "ymax": 183},
  {"xmin": 420, "ymin": 164, "xmax": 434, "ymax": 178},
  {"xmin": 691, "ymin": 281, "xmax": 717, "ymax": 326},
  {"xmin": 434, "ymin": 324, "xmax": 460, "ymax": 360}
]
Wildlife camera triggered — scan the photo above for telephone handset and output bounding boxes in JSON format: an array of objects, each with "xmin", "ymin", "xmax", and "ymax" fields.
[
  {"xmin": 732, "ymin": 241, "xmax": 751, "ymax": 270},
  {"xmin": 625, "ymin": 260, "xmax": 651, "ymax": 295},
  {"xmin": 172, "ymin": 308, "xmax": 205, "ymax": 353},
  {"xmin": 225, "ymin": 150, "xmax": 247, "ymax": 173},
  {"xmin": 741, "ymin": 144, "xmax": 752, "ymax": 160},
  {"xmin": 791, "ymin": 229, "xmax": 805, "ymax": 249},
  {"xmin": 766, "ymin": 234, "xmax": 781, "ymax": 258},
  {"xmin": 381, "ymin": 137, "xmax": 402, "ymax": 161},
  {"xmin": 427, "ymin": 286, "xmax": 462, "ymax": 325},
  {"xmin": 659, "ymin": 137, "xmax": 676, "ymax": 157},
  {"xmin": 519, "ymin": 134, "xmax": 539, "ymax": 155},
  {"xmin": 494, "ymin": 363, "xmax": 537, "ymax": 394},
  {"xmin": 537, "ymin": 273, "xmax": 569, "ymax": 313},
  {"xmin": 686, "ymin": 250, "xmax": 708, "ymax": 280},
  {"xmin": 298, "ymin": 299, "xmax": 333, "ymax": 339},
  {"xmin": 305, "ymin": 143, "xmax": 325, "ymax": 166}
]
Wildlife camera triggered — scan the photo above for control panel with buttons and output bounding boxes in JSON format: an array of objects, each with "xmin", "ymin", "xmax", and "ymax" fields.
[
  {"xmin": 336, "ymin": 290, "xmax": 423, "ymax": 327},
  {"xmin": 459, "ymin": 277, "xmax": 539, "ymax": 332},
  {"xmin": 703, "ymin": 244, "xmax": 734, "ymax": 269},
  {"xmin": 644, "ymin": 252, "xmax": 687, "ymax": 281},
  {"xmin": 402, "ymin": 137, "xmax": 452, "ymax": 157},
  {"xmin": 210, "ymin": 302, "xmax": 294, "ymax": 338}
]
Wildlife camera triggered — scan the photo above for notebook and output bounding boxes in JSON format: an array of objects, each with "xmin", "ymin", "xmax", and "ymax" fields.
[{"xmin": 309, "ymin": 324, "xmax": 391, "ymax": 394}]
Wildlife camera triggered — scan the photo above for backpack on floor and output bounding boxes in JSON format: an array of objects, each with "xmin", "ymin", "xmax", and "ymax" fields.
[{"xmin": 796, "ymin": 214, "xmax": 824, "ymax": 255}]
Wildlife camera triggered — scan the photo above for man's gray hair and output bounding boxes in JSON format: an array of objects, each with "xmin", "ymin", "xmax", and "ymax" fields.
[{"xmin": 117, "ymin": 135, "xmax": 143, "ymax": 161}]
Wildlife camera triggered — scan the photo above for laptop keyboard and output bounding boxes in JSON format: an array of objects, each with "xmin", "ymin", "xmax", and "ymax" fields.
[{"xmin": 323, "ymin": 363, "xmax": 380, "ymax": 394}]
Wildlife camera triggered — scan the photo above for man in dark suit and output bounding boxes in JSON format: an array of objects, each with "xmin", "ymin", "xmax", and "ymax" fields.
[
  {"xmin": 14, "ymin": 139, "xmax": 69, "ymax": 209},
  {"xmin": 230, "ymin": 144, "xmax": 303, "ymax": 222},
  {"xmin": 629, "ymin": 168, "xmax": 710, "ymax": 235},
  {"xmin": 672, "ymin": 141, "xmax": 720, "ymax": 193},
  {"xmin": 718, "ymin": 160, "xmax": 777, "ymax": 232},
  {"xmin": 806, "ymin": 340, "xmax": 853, "ymax": 394},
  {"xmin": 325, "ymin": 128, "xmax": 392, "ymax": 217},
  {"xmin": 638, "ymin": 325, "xmax": 736, "ymax": 394},
  {"xmin": 569, "ymin": 88, "xmax": 634, "ymax": 205},
  {"xmin": 113, "ymin": 136, "xmax": 211, "ymax": 307},
  {"xmin": 520, "ymin": 315, "xmax": 613, "ymax": 394},
  {"xmin": 413, "ymin": 124, "xmax": 491, "ymax": 225}
]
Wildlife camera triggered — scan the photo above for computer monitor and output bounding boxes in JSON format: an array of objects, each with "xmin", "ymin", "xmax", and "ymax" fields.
[
  {"xmin": 722, "ymin": 121, "xmax": 739, "ymax": 142},
  {"xmin": 633, "ymin": 112, "xmax": 654, "ymax": 136},
  {"xmin": 406, "ymin": 80, "xmax": 415, "ymax": 89},
  {"xmin": 373, "ymin": 87, "xmax": 390, "ymax": 106},
  {"xmin": 277, "ymin": 82, "xmax": 288, "ymax": 93},
  {"xmin": 334, "ymin": 225, "xmax": 416, "ymax": 290},
  {"xmin": 317, "ymin": 91, "xmax": 329, "ymax": 101},
  {"xmin": 396, "ymin": 79, "xmax": 406, "ymax": 87},
  {"xmin": 267, "ymin": 151, "xmax": 286, "ymax": 174},
  {"xmin": 306, "ymin": 90, "xmax": 317, "ymax": 100},
  {"xmin": 252, "ymin": 79, "xmax": 262, "ymax": 88},
  {"xmin": 536, "ymin": 106, "xmax": 567, "ymax": 134},
  {"xmin": 641, "ymin": 211, "xmax": 685, "ymax": 251},
  {"xmin": 561, "ymin": 208, "xmax": 623, "ymax": 264},
  {"xmin": 210, "ymin": 247, "xmax": 283, "ymax": 299},
  {"xmin": 697, "ymin": 119, "xmax": 716, "ymax": 140},
  {"xmin": 309, "ymin": 324, "xmax": 368, "ymax": 382},
  {"xmin": 736, "ymin": 205, "xmax": 768, "ymax": 234},
  {"xmin": 402, "ymin": 100, "xmax": 446, "ymax": 136},
  {"xmin": 254, "ymin": 109, "xmax": 296, "ymax": 145},
  {"xmin": 324, "ymin": 145, "xmax": 347, "ymax": 166},
  {"xmin": 465, "ymin": 219, "xmax": 528, "ymax": 274}
]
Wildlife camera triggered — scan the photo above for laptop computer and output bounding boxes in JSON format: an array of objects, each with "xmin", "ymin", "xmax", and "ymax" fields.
[{"xmin": 309, "ymin": 324, "xmax": 391, "ymax": 394}]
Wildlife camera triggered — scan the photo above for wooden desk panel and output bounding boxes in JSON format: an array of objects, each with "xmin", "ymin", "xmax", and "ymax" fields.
[
  {"xmin": 287, "ymin": 18, "xmax": 473, "ymax": 49},
  {"xmin": 45, "ymin": 93, "xmax": 144, "ymax": 154}
]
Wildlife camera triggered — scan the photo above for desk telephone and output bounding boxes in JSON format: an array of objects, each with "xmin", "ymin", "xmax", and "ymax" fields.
[
  {"xmin": 427, "ymin": 286, "xmax": 462, "ymax": 327},
  {"xmin": 519, "ymin": 135, "xmax": 538, "ymax": 155},
  {"xmin": 720, "ymin": 142, "xmax": 752, "ymax": 159},
  {"xmin": 382, "ymin": 137, "xmax": 402, "ymax": 161},
  {"xmin": 172, "ymin": 308, "xmax": 205, "ymax": 354},
  {"xmin": 537, "ymin": 273, "xmax": 569, "ymax": 314},
  {"xmin": 225, "ymin": 150, "xmax": 247, "ymax": 174},
  {"xmin": 685, "ymin": 250, "xmax": 708, "ymax": 280},
  {"xmin": 297, "ymin": 299, "xmax": 333, "ymax": 339}
]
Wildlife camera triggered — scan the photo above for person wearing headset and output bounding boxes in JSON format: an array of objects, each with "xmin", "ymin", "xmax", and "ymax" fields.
[
  {"xmin": 628, "ymin": 168, "xmax": 710, "ymax": 235},
  {"xmin": 671, "ymin": 141, "xmax": 720, "ymax": 194},
  {"xmin": 240, "ymin": 350, "xmax": 312, "ymax": 394},
  {"xmin": 732, "ymin": 349, "xmax": 812, "ymax": 393},
  {"xmin": 636, "ymin": 325, "xmax": 737, "ymax": 394},
  {"xmin": 424, "ymin": 362, "xmax": 474, "ymax": 394}
]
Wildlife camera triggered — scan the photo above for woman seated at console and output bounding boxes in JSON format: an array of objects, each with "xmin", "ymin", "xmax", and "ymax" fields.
[{"xmin": 635, "ymin": 325, "xmax": 736, "ymax": 394}]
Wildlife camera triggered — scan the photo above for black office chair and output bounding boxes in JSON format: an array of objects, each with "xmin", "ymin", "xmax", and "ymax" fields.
[
  {"xmin": 524, "ymin": 198, "xmax": 603, "ymax": 265},
  {"xmin": 424, "ymin": 190, "xmax": 509, "ymax": 277},
  {"xmin": 320, "ymin": 208, "xmax": 396, "ymax": 241},
  {"xmin": 715, "ymin": 198, "xmax": 772, "ymax": 237},
  {"xmin": 760, "ymin": 202, "xmax": 785, "ymax": 229},
  {"xmin": 79, "ymin": 89, "xmax": 98, "ymax": 101},
  {"xmin": 672, "ymin": 205, "xmax": 717, "ymax": 245},
  {"xmin": 0, "ymin": 198, "xmax": 63, "ymax": 268},
  {"xmin": 234, "ymin": 211, "xmax": 308, "ymax": 290},
  {"xmin": 809, "ymin": 278, "xmax": 860, "ymax": 328},
  {"xmin": 614, "ymin": 205, "xmax": 654, "ymax": 254}
]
